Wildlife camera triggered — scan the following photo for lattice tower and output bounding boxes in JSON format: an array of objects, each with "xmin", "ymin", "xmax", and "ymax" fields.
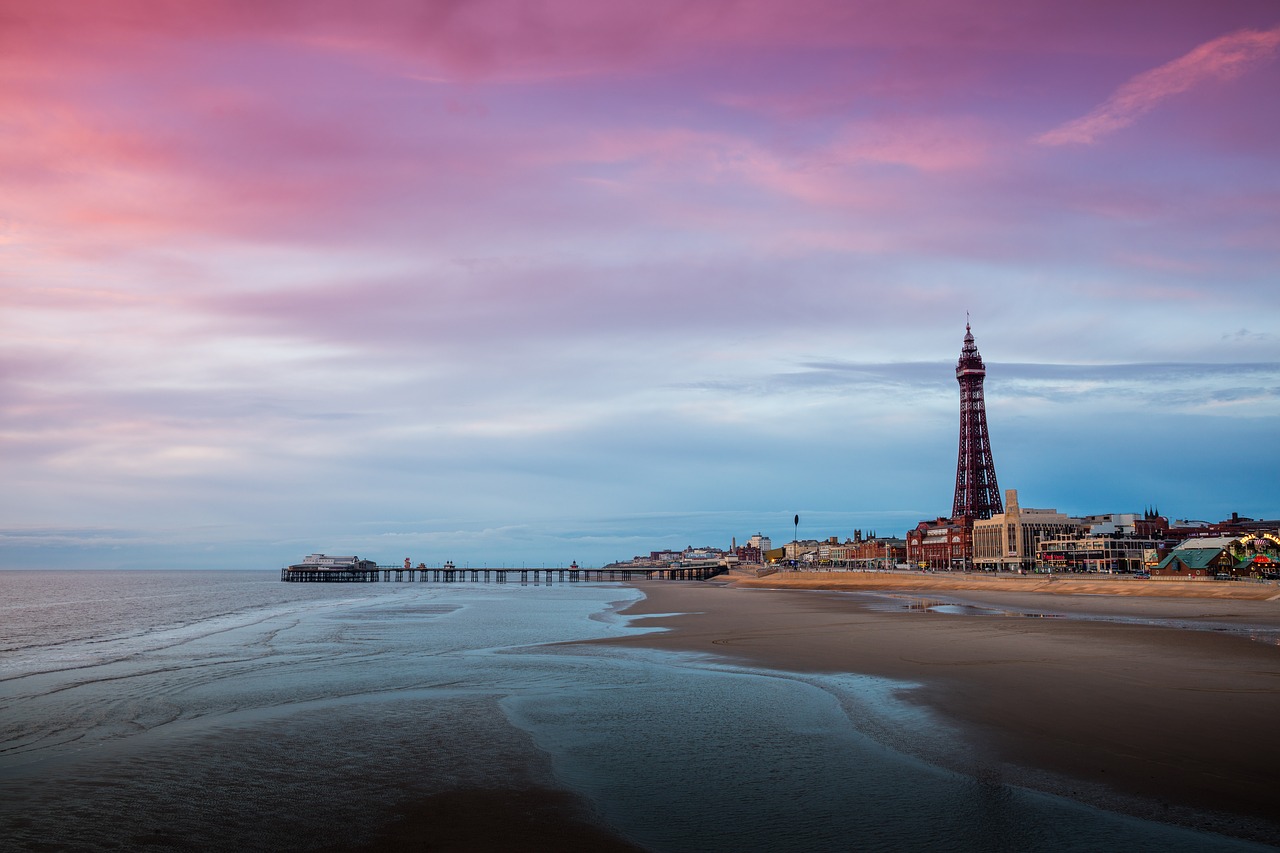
[{"xmin": 952, "ymin": 323, "xmax": 1003, "ymax": 519}]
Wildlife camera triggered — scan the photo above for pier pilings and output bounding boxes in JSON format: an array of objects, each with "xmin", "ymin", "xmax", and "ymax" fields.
[{"xmin": 280, "ymin": 565, "xmax": 725, "ymax": 583}]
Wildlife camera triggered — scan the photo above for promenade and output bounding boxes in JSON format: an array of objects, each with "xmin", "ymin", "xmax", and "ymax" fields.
[{"xmin": 731, "ymin": 568, "xmax": 1280, "ymax": 600}]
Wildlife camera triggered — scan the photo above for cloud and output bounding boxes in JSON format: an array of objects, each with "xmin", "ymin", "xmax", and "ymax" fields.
[
  {"xmin": 3, "ymin": 1, "xmax": 1279, "ymax": 568},
  {"xmin": 1222, "ymin": 328, "xmax": 1274, "ymax": 343},
  {"xmin": 1038, "ymin": 26, "xmax": 1280, "ymax": 146},
  {"xmin": 689, "ymin": 359, "xmax": 1280, "ymax": 419}
]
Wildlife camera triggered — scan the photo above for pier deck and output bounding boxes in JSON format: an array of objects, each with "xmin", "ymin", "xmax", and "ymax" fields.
[{"xmin": 280, "ymin": 565, "xmax": 726, "ymax": 583}]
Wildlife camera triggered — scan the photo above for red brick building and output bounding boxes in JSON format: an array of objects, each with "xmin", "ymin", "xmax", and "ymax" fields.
[{"xmin": 906, "ymin": 517, "xmax": 973, "ymax": 570}]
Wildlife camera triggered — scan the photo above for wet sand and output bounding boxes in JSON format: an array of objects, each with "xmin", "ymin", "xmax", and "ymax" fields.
[
  {"xmin": 343, "ymin": 788, "xmax": 648, "ymax": 852},
  {"xmin": 587, "ymin": 577, "xmax": 1280, "ymax": 845}
]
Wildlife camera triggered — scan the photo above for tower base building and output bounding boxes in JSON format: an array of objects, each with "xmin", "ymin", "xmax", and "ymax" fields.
[{"xmin": 971, "ymin": 490, "xmax": 1083, "ymax": 572}]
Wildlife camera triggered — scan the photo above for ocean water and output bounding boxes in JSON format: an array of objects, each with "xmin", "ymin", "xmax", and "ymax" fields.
[{"xmin": 0, "ymin": 570, "xmax": 1268, "ymax": 852}]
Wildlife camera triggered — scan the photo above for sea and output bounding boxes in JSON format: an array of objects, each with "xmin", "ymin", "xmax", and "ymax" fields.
[{"xmin": 0, "ymin": 570, "xmax": 1269, "ymax": 852}]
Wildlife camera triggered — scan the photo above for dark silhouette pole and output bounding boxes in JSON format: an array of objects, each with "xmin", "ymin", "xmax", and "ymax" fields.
[{"xmin": 793, "ymin": 514, "xmax": 799, "ymax": 570}]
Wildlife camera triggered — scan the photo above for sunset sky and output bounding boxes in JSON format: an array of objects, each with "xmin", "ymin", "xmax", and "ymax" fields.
[{"xmin": 3, "ymin": 1, "xmax": 1278, "ymax": 569}]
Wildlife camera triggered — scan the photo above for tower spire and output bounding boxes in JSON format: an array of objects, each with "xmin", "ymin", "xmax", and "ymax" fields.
[{"xmin": 952, "ymin": 322, "xmax": 1002, "ymax": 519}]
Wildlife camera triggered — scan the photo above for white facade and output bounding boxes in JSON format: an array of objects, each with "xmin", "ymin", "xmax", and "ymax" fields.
[
  {"xmin": 1081, "ymin": 514, "xmax": 1140, "ymax": 536},
  {"xmin": 973, "ymin": 490, "xmax": 1084, "ymax": 571},
  {"xmin": 299, "ymin": 554, "xmax": 363, "ymax": 568}
]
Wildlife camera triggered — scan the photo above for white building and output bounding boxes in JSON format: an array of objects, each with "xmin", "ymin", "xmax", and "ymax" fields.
[
  {"xmin": 1080, "ymin": 514, "xmax": 1141, "ymax": 536},
  {"xmin": 972, "ymin": 490, "xmax": 1084, "ymax": 572}
]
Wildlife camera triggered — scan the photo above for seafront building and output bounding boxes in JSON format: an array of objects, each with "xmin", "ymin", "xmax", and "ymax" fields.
[
  {"xmin": 812, "ymin": 533, "xmax": 908, "ymax": 568},
  {"xmin": 1151, "ymin": 536, "xmax": 1240, "ymax": 579},
  {"xmin": 289, "ymin": 554, "xmax": 377, "ymax": 571},
  {"xmin": 1032, "ymin": 510, "xmax": 1168, "ymax": 573},
  {"xmin": 727, "ymin": 535, "xmax": 771, "ymax": 565},
  {"xmin": 782, "ymin": 539, "xmax": 822, "ymax": 564},
  {"xmin": 838, "ymin": 534, "xmax": 908, "ymax": 568},
  {"xmin": 613, "ymin": 545, "xmax": 729, "ymax": 568},
  {"xmin": 1035, "ymin": 533, "xmax": 1163, "ymax": 574},
  {"xmin": 971, "ymin": 490, "xmax": 1083, "ymax": 572},
  {"xmin": 1153, "ymin": 533, "xmax": 1280, "ymax": 579},
  {"xmin": 1167, "ymin": 512, "xmax": 1280, "ymax": 540},
  {"xmin": 606, "ymin": 519, "xmax": 1279, "ymax": 577},
  {"xmin": 906, "ymin": 516, "xmax": 973, "ymax": 571}
]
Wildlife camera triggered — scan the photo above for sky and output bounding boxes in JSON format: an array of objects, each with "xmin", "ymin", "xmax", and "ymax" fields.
[{"xmin": 2, "ymin": 0, "xmax": 1278, "ymax": 570}]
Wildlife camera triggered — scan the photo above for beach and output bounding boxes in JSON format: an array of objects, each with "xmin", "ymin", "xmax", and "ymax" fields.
[
  {"xmin": 5, "ymin": 570, "xmax": 1279, "ymax": 851},
  {"xmin": 589, "ymin": 573, "xmax": 1280, "ymax": 845}
]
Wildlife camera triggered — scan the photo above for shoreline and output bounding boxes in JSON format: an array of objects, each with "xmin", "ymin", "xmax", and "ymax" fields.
[
  {"xmin": 731, "ymin": 570, "xmax": 1280, "ymax": 600},
  {"xmin": 585, "ymin": 576, "xmax": 1280, "ymax": 845}
]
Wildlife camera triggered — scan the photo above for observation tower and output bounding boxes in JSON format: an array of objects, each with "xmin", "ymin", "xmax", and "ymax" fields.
[{"xmin": 952, "ymin": 322, "xmax": 1002, "ymax": 520}]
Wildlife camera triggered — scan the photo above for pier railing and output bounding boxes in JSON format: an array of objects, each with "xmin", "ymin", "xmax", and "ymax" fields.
[{"xmin": 280, "ymin": 565, "xmax": 726, "ymax": 583}]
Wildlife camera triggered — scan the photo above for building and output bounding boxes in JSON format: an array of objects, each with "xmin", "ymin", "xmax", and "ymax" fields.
[
  {"xmin": 1133, "ymin": 508, "xmax": 1170, "ymax": 539},
  {"xmin": 1152, "ymin": 537, "xmax": 1240, "ymax": 578},
  {"xmin": 288, "ymin": 554, "xmax": 378, "ymax": 572},
  {"xmin": 680, "ymin": 545, "xmax": 725, "ymax": 563},
  {"xmin": 906, "ymin": 517, "xmax": 972, "ymax": 570},
  {"xmin": 1167, "ymin": 512, "xmax": 1280, "ymax": 541},
  {"xmin": 1035, "ymin": 511, "xmax": 1167, "ymax": 573},
  {"xmin": 816, "ymin": 537, "xmax": 842, "ymax": 566},
  {"xmin": 1153, "ymin": 533, "xmax": 1280, "ymax": 579},
  {"xmin": 972, "ymin": 490, "xmax": 1083, "ymax": 572},
  {"xmin": 784, "ymin": 539, "xmax": 821, "ymax": 564},
  {"xmin": 1036, "ymin": 534, "xmax": 1161, "ymax": 574},
  {"xmin": 732, "ymin": 533, "xmax": 771, "ymax": 565},
  {"xmin": 846, "ymin": 536, "xmax": 907, "ymax": 569},
  {"xmin": 1232, "ymin": 531, "xmax": 1280, "ymax": 577}
]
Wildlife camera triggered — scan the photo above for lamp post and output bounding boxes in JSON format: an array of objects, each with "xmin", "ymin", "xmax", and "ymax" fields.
[{"xmin": 793, "ymin": 514, "xmax": 799, "ymax": 571}]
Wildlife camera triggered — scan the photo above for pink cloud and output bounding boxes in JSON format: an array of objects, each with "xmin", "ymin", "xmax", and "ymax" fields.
[
  {"xmin": 2, "ymin": 1, "xmax": 1274, "ymax": 288},
  {"xmin": 565, "ymin": 112, "xmax": 992, "ymax": 219},
  {"xmin": 4, "ymin": 1, "xmax": 1240, "ymax": 85},
  {"xmin": 830, "ymin": 117, "xmax": 991, "ymax": 172},
  {"xmin": 1038, "ymin": 26, "xmax": 1280, "ymax": 145},
  {"xmin": 0, "ymin": 1, "xmax": 873, "ymax": 83}
]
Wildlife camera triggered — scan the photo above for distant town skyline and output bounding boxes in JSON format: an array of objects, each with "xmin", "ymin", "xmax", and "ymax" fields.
[{"xmin": 2, "ymin": 2, "xmax": 1278, "ymax": 569}]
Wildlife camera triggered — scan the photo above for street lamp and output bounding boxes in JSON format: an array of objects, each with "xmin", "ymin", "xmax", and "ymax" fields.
[{"xmin": 793, "ymin": 514, "xmax": 799, "ymax": 571}]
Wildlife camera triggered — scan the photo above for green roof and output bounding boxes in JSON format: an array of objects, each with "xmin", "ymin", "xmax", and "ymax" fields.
[{"xmin": 1155, "ymin": 548, "xmax": 1223, "ymax": 571}]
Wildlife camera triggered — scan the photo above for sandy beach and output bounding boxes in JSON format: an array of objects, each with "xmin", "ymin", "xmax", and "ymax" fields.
[
  {"xmin": 586, "ymin": 573, "xmax": 1280, "ymax": 845},
  {"xmin": 733, "ymin": 570, "xmax": 1280, "ymax": 600}
]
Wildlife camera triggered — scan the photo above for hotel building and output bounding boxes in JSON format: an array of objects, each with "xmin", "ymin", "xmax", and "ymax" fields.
[{"xmin": 971, "ymin": 490, "xmax": 1083, "ymax": 572}]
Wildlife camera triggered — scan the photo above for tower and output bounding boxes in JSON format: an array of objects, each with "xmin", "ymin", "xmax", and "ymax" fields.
[{"xmin": 952, "ymin": 322, "xmax": 1002, "ymax": 520}]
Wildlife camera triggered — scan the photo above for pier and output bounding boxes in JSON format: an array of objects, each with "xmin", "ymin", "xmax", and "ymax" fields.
[{"xmin": 280, "ymin": 564, "xmax": 726, "ymax": 583}]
